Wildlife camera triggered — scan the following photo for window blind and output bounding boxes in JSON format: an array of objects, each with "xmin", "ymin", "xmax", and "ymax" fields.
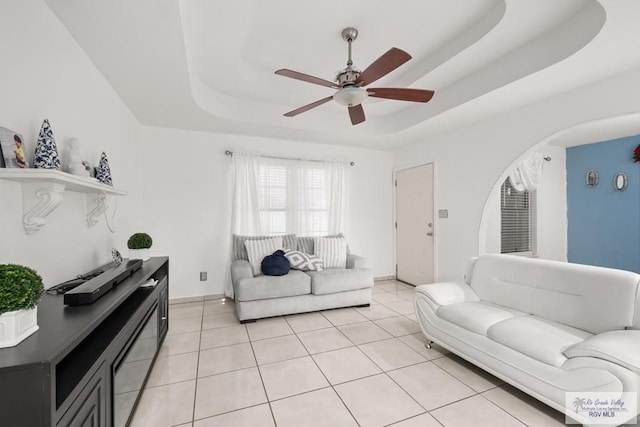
[
  {"xmin": 500, "ymin": 178, "xmax": 537, "ymax": 254},
  {"xmin": 258, "ymin": 161, "xmax": 329, "ymax": 236}
]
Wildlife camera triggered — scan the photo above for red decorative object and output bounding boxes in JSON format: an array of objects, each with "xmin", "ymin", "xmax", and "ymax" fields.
[{"xmin": 634, "ymin": 144, "xmax": 640, "ymax": 163}]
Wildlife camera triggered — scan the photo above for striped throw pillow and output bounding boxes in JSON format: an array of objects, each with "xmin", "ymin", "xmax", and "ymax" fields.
[
  {"xmin": 296, "ymin": 233, "xmax": 348, "ymax": 254},
  {"xmin": 245, "ymin": 237, "xmax": 283, "ymax": 276},
  {"xmin": 313, "ymin": 236, "xmax": 347, "ymax": 269},
  {"xmin": 284, "ymin": 249, "xmax": 324, "ymax": 271},
  {"xmin": 233, "ymin": 234, "xmax": 296, "ymax": 261}
]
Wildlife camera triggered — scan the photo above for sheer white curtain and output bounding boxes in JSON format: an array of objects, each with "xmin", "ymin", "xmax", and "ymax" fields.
[
  {"xmin": 325, "ymin": 160, "xmax": 348, "ymax": 235},
  {"xmin": 231, "ymin": 152, "xmax": 262, "ymax": 235},
  {"xmin": 231, "ymin": 154, "xmax": 348, "ymax": 237}
]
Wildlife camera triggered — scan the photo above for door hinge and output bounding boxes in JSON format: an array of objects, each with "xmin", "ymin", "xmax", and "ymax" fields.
[
  {"xmin": 395, "ymin": 221, "xmax": 397, "ymax": 229},
  {"xmin": 394, "ymin": 179, "xmax": 397, "ymax": 187}
]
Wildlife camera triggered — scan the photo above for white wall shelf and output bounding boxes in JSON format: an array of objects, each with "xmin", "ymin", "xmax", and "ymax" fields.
[{"xmin": 0, "ymin": 169, "xmax": 127, "ymax": 233}]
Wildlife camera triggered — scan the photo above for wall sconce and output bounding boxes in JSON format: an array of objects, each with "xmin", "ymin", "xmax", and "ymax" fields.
[
  {"xmin": 613, "ymin": 172, "xmax": 628, "ymax": 192},
  {"xmin": 585, "ymin": 169, "xmax": 599, "ymax": 187}
]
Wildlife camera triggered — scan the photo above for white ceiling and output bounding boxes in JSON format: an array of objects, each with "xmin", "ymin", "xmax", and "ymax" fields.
[{"xmin": 45, "ymin": 0, "xmax": 640, "ymax": 149}]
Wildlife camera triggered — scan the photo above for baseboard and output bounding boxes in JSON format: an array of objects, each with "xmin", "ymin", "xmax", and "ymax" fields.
[
  {"xmin": 374, "ymin": 275, "xmax": 396, "ymax": 282},
  {"xmin": 169, "ymin": 293, "xmax": 227, "ymax": 305}
]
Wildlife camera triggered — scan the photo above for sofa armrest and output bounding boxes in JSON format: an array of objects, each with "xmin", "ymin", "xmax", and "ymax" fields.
[
  {"xmin": 415, "ymin": 281, "xmax": 480, "ymax": 306},
  {"xmin": 564, "ymin": 330, "xmax": 640, "ymax": 374},
  {"xmin": 346, "ymin": 253, "xmax": 367, "ymax": 269},
  {"xmin": 231, "ymin": 260, "xmax": 254, "ymax": 285}
]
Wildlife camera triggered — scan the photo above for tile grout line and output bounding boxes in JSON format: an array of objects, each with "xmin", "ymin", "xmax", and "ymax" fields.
[
  {"xmin": 290, "ymin": 317, "xmax": 363, "ymax": 427},
  {"xmin": 189, "ymin": 300, "xmax": 206, "ymax": 425},
  {"xmin": 247, "ymin": 323, "xmax": 278, "ymax": 426}
]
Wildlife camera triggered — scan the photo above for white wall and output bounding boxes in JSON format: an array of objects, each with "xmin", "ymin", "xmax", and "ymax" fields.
[
  {"xmin": 0, "ymin": 0, "xmax": 143, "ymax": 287},
  {"xmin": 394, "ymin": 69, "xmax": 640, "ymax": 281},
  {"xmin": 479, "ymin": 145, "xmax": 567, "ymax": 261},
  {"xmin": 139, "ymin": 127, "xmax": 395, "ymax": 299}
]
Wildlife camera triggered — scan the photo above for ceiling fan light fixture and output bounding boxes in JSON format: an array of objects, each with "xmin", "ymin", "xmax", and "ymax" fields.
[{"xmin": 333, "ymin": 86, "xmax": 368, "ymax": 107}]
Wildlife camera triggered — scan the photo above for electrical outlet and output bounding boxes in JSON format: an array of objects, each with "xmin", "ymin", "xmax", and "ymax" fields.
[
  {"xmin": 438, "ymin": 209, "xmax": 449, "ymax": 219},
  {"xmin": 199, "ymin": 271, "xmax": 207, "ymax": 281}
]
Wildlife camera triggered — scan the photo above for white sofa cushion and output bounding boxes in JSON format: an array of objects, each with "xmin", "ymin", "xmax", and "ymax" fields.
[
  {"xmin": 437, "ymin": 302, "xmax": 525, "ymax": 335},
  {"xmin": 469, "ymin": 254, "xmax": 640, "ymax": 334},
  {"xmin": 307, "ymin": 268, "xmax": 373, "ymax": 295},
  {"xmin": 245, "ymin": 237, "xmax": 282, "ymax": 276},
  {"xmin": 487, "ymin": 315, "xmax": 592, "ymax": 367},
  {"xmin": 564, "ymin": 330, "xmax": 640, "ymax": 374},
  {"xmin": 236, "ymin": 270, "xmax": 311, "ymax": 302}
]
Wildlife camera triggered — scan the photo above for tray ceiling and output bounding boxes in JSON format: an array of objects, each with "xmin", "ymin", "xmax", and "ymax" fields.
[{"xmin": 44, "ymin": 0, "xmax": 640, "ymax": 148}]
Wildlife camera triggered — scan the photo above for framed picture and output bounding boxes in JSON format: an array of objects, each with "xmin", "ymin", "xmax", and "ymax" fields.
[{"xmin": 0, "ymin": 127, "xmax": 28, "ymax": 168}]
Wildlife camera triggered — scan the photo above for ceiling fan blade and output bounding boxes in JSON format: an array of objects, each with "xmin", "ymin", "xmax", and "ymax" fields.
[
  {"xmin": 354, "ymin": 48, "xmax": 412, "ymax": 86},
  {"xmin": 283, "ymin": 96, "xmax": 334, "ymax": 117},
  {"xmin": 275, "ymin": 69, "xmax": 339, "ymax": 89},
  {"xmin": 367, "ymin": 88, "xmax": 434, "ymax": 103},
  {"xmin": 348, "ymin": 104, "xmax": 365, "ymax": 125}
]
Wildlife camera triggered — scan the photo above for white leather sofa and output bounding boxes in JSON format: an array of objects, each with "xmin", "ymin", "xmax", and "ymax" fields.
[{"xmin": 415, "ymin": 254, "xmax": 640, "ymax": 426}]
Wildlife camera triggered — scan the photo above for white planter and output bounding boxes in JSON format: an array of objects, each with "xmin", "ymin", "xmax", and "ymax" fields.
[
  {"xmin": 129, "ymin": 248, "xmax": 150, "ymax": 261},
  {"xmin": 0, "ymin": 307, "xmax": 39, "ymax": 348}
]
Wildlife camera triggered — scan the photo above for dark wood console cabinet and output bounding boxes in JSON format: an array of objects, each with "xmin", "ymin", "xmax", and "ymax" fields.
[{"xmin": 0, "ymin": 257, "xmax": 169, "ymax": 427}]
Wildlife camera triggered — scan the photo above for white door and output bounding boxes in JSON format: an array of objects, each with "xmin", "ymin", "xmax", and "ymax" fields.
[{"xmin": 396, "ymin": 163, "xmax": 434, "ymax": 285}]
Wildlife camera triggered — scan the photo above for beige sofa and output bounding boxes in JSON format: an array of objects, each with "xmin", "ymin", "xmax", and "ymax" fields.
[
  {"xmin": 230, "ymin": 234, "xmax": 373, "ymax": 322},
  {"xmin": 415, "ymin": 254, "xmax": 640, "ymax": 426}
]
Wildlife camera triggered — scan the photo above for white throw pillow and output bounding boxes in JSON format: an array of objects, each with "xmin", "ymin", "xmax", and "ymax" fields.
[
  {"xmin": 245, "ymin": 237, "xmax": 283, "ymax": 276},
  {"xmin": 313, "ymin": 236, "xmax": 346, "ymax": 269},
  {"xmin": 284, "ymin": 249, "xmax": 324, "ymax": 271}
]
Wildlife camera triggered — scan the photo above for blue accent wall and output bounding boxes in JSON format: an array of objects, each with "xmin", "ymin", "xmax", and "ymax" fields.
[{"xmin": 566, "ymin": 135, "xmax": 640, "ymax": 272}]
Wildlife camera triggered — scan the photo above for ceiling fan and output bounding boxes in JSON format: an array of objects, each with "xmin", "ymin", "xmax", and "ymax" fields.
[{"xmin": 275, "ymin": 27, "xmax": 435, "ymax": 126}]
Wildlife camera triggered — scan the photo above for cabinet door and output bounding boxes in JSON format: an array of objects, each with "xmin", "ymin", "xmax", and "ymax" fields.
[{"xmin": 58, "ymin": 363, "xmax": 106, "ymax": 427}]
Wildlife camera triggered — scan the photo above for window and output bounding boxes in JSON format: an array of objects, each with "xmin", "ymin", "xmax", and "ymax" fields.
[
  {"xmin": 258, "ymin": 161, "xmax": 329, "ymax": 236},
  {"xmin": 500, "ymin": 177, "xmax": 536, "ymax": 254}
]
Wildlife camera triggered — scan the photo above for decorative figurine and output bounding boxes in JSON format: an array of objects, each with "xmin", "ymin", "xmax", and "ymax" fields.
[
  {"xmin": 34, "ymin": 119, "xmax": 61, "ymax": 169},
  {"xmin": 96, "ymin": 152, "xmax": 112, "ymax": 186},
  {"xmin": 66, "ymin": 138, "xmax": 89, "ymax": 176}
]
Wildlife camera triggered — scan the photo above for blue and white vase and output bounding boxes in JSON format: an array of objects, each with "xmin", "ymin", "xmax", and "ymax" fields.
[
  {"xmin": 96, "ymin": 152, "xmax": 113, "ymax": 186},
  {"xmin": 33, "ymin": 119, "xmax": 61, "ymax": 169}
]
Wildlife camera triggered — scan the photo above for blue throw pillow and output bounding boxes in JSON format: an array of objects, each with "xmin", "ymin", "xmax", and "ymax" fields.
[{"xmin": 261, "ymin": 250, "xmax": 290, "ymax": 276}]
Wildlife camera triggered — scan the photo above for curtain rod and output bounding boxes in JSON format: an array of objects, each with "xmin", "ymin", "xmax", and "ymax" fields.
[{"xmin": 224, "ymin": 150, "xmax": 355, "ymax": 166}]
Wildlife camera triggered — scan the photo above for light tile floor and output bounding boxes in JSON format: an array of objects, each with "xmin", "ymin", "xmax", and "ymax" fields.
[{"xmin": 130, "ymin": 280, "xmax": 570, "ymax": 427}]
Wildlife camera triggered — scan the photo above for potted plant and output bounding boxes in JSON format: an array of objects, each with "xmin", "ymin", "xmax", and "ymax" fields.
[
  {"xmin": 127, "ymin": 232, "xmax": 153, "ymax": 261},
  {"xmin": 0, "ymin": 264, "xmax": 44, "ymax": 348}
]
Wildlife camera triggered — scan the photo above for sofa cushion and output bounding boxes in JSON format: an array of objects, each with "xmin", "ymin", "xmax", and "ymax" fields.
[
  {"xmin": 469, "ymin": 254, "xmax": 640, "ymax": 334},
  {"xmin": 314, "ymin": 236, "xmax": 347, "ymax": 268},
  {"xmin": 487, "ymin": 315, "xmax": 592, "ymax": 367},
  {"xmin": 245, "ymin": 237, "xmax": 282, "ymax": 276},
  {"xmin": 235, "ymin": 270, "xmax": 311, "ymax": 302},
  {"xmin": 563, "ymin": 330, "xmax": 640, "ymax": 374},
  {"xmin": 307, "ymin": 268, "xmax": 373, "ymax": 295},
  {"xmin": 232, "ymin": 234, "xmax": 297, "ymax": 261},
  {"xmin": 436, "ymin": 301, "xmax": 525, "ymax": 335}
]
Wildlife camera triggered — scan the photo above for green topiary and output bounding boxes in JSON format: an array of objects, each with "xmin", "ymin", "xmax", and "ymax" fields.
[
  {"xmin": 127, "ymin": 232, "xmax": 153, "ymax": 249},
  {"xmin": 0, "ymin": 264, "xmax": 44, "ymax": 315}
]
